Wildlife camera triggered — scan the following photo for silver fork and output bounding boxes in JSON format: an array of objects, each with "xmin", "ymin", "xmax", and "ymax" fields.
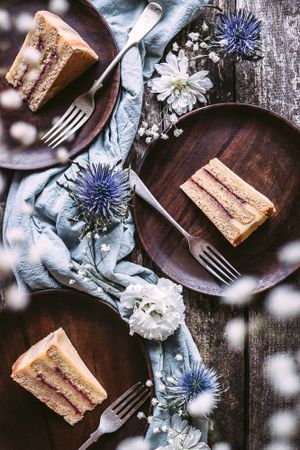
[
  {"xmin": 130, "ymin": 170, "xmax": 241, "ymax": 286},
  {"xmin": 78, "ymin": 382, "xmax": 151, "ymax": 450},
  {"xmin": 42, "ymin": 3, "xmax": 163, "ymax": 149}
]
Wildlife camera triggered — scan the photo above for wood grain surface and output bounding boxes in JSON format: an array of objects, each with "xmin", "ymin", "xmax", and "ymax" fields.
[
  {"xmin": 134, "ymin": 103, "xmax": 300, "ymax": 296},
  {"xmin": 0, "ymin": 0, "xmax": 120, "ymax": 170},
  {"xmin": 0, "ymin": 290, "xmax": 152, "ymax": 450},
  {"xmin": 1, "ymin": 1, "xmax": 300, "ymax": 450}
]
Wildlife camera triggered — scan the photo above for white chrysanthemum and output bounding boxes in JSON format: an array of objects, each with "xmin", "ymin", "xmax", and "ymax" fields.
[
  {"xmin": 187, "ymin": 391, "xmax": 215, "ymax": 417},
  {"xmin": 278, "ymin": 240, "xmax": 300, "ymax": 265},
  {"xmin": 0, "ymin": 9, "xmax": 11, "ymax": 31},
  {"xmin": 10, "ymin": 122, "xmax": 37, "ymax": 146},
  {"xmin": 0, "ymin": 89, "xmax": 22, "ymax": 109},
  {"xmin": 119, "ymin": 278, "xmax": 185, "ymax": 341},
  {"xmin": 222, "ymin": 276, "xmax": 256, "ymax": 306},
  {"xmin": 264, "ymin": 353, "xmax": 300, "ymax": 396},
  {"xmin": 22, "ymin": 46, "xmax": 41, "ymax": 65},
  {"xmin": 116, "ymin": 436, "xmax": 149, "ymax": 450},
  {"xmin": 266, "ymin": 286, "xmax": 300, "ymax": 318},
  {"xmin": 156, "ymin": 414, "xmax": 209, "ymax": 450},
  {"xmin": 224, "ymin": 318, "xmax": 246, "ymax": 351},
  {"xmin": 15, "ymin": 13, "xmax": 34, "ymax": 33},
  {"xmin": 49, "ymin": 0, "xmax": 69, "ymax": 15},
  {"xmin": 5, "ymin": 284, "xmax": 29, "ymax": 311},
  {"xmin": 148, "ymin": 50, "xmax": 213, "ymax": 115},
  {"xmin": 268, "ymin": 410, "xmax": 297, "ymax": 438}
]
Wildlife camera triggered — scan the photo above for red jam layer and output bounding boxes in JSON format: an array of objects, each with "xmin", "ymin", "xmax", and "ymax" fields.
[
  {"xmin": 203, "ymin": 168, "xmax": 247, "ymax": 204},
  {"xmin": 55, "ymin": 368, "xmax": 96, "ymax": 408},
  {"xmin": 37, "ymin": 374, "xmax": 82, "ymax": 417},
  {"xmin": 190, "ymin": 178, "xmax": 234, "ymax": 220}
]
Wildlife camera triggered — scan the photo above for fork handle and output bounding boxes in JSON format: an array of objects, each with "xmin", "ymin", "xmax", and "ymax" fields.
[
  {"xmin": 78, "ymin": 429, "xmax": 104, "ymax": 450},
  {"xmin": 90, "ymin": 3, "xmax": 163, "ymax": 93},
  {"xmin": 130, "ymin": 170, "xmax": 190, "ymax": 240}
]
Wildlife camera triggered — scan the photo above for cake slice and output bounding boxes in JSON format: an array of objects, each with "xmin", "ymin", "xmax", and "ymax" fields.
[
  {"xmin": 11, "ymin": 328, "xmax": 107, "ymax": 425},
  {"xmin": 6, "ymin": 10, "xmax": 98, "ymax": 112},
  {"xmin": 181, "ymin": 158, "xmax": 276, "ymax": 246}
]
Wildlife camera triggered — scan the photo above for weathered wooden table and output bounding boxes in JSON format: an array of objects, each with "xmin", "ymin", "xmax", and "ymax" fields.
[{"xmin": 0, "ymin": 1, "xmax": 299, "ymax": 449}]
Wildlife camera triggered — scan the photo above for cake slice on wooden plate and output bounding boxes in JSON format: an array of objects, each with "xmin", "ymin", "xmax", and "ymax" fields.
[
  {"xmin": 6, "ymin": 10, "xmax": 98, "ymax": 112},
  {"xmin": 181, "ymin": 158, "xmax": 276, "ymax": 247},
  {"xmin": 11, "ymin": 327, "xmax": 107, "ymax": 425}
]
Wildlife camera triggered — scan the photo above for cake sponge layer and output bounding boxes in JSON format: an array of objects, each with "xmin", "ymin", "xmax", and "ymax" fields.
[
  {"xmin": 6, "ymin": 10, "xmax": 98, "ymax": 112},
  {"xmin": 181, "ymin": 158, "xmax": 276, "ymax": 246},
  {"xmin": 12, "ymin": 328, "xmax": 107, "ymax": 425}
]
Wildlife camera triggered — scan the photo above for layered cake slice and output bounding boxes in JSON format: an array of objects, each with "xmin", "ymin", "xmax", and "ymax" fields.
[
  {"xmin": 12, "ymin": 328, "xmax": 107, "ymax": 425},
  {"xmin": 6, "ymin": 10, "xmax": 98, "ymax": 112},
  {"xmin": 181, "ymin": 158, "xmax": 276, "ymax": 246}
]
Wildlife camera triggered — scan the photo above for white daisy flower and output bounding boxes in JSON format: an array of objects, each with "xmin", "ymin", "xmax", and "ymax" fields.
[{"xmin": 148, "ymin": 50, "xmax": 213, "ymax": 115}]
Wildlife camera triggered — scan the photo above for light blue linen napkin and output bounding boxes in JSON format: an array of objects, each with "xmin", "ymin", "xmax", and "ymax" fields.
[{"xmin": 3, "ymin": 1, "xmax": 209, "ymax": 447}]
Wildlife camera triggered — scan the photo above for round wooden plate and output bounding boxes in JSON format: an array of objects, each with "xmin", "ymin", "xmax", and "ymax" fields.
[
  {"xmin": 0, "ymin": 0, "xmax": 120, "ymax": 170},
  {"xmin": 0, "ymin": 289, "xmax": 152, "ymax": 450},
  {"xmin": 133, "ymin": 103, "xmax": 300, "ymax": 296}
]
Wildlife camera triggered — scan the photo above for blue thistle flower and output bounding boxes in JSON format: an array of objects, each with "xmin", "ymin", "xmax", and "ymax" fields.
[
  {"xmin": 164, "ymin": 362, "xmax": 220, "ymax": 413},
  {"xmin": 59, "ymin": 162, "xmax": 132, "ymax": 237},
  {"xmin": 215, "ymin": 9, "xmax": 262, "ymax": 59}
]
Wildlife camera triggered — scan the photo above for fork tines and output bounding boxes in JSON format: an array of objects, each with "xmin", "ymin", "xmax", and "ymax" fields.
[
  {"xmin": 199, "ymin": 244, "xmax": 241, "ymax": 286},
  {"xmin": 41, "ymin": 106, "xmax": 86, "ymax": 148},
  {"xmin": 111, "ymin": 382, "xmax": 151, "ymax": 421}
]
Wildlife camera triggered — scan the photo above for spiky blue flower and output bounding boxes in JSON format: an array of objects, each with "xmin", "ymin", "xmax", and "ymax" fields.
[
  {"xmin": 164, "ymin": 362, "xmax": 220, "ymax": 412},
  {"xmin": 59, "ymin": 162, "xmax": 132, "ymax": 237},
  {"xmin": 215, "ymin": 9, "xmax": 262, "ymax": 59}
]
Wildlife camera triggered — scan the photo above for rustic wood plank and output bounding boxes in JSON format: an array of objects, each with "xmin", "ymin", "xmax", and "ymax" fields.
[
  {"xmin": 236, "ymin": 0, "xmax": 300, "ymax": 448},
  {"xmin": 236, "ymin": 0, "xmax": 300, "ymax": 127},
  {"xmin": 131, "ymin": 2, "xmax": 246, "ymax": 448}
]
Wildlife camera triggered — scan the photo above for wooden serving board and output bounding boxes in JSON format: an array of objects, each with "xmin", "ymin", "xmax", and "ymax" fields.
[
  {"xmin": 0, "ymin": 290, "xmax": 152, "ymax": 450},
  {"xmin": 0, "ymin": 0, "xmax": 120, "ymax": 170},
  {"xmin": 133, "ymin": 103, "xmax": 300, "ymax": 296}
]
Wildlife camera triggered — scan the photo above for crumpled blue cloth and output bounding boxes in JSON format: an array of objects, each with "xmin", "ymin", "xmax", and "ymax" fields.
[{"xmin": 3, "ymin": 0, "xmax": 209, "ymax": 448}]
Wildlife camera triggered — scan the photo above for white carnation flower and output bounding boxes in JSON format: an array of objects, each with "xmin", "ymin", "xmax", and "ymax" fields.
[
  {"xmin": 119, "ymin": 278, "xmax": 185, "ymax": 341},
  {"xmin": 148, "ymin": 50, "xmax": 212, "ymax": 115}
]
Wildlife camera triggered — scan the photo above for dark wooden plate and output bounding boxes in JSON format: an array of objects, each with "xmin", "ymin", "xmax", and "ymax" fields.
[
  {"xmin": 133, "ymin": 103, "xmax": 300, "ymax": 296},
  {"xmin": 0, "ymin": 0, "xmax": 120, "ymax": 170},
  {"xmin": 0, "ymin": 289, "xmax": 152, "ymax": 450}
]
